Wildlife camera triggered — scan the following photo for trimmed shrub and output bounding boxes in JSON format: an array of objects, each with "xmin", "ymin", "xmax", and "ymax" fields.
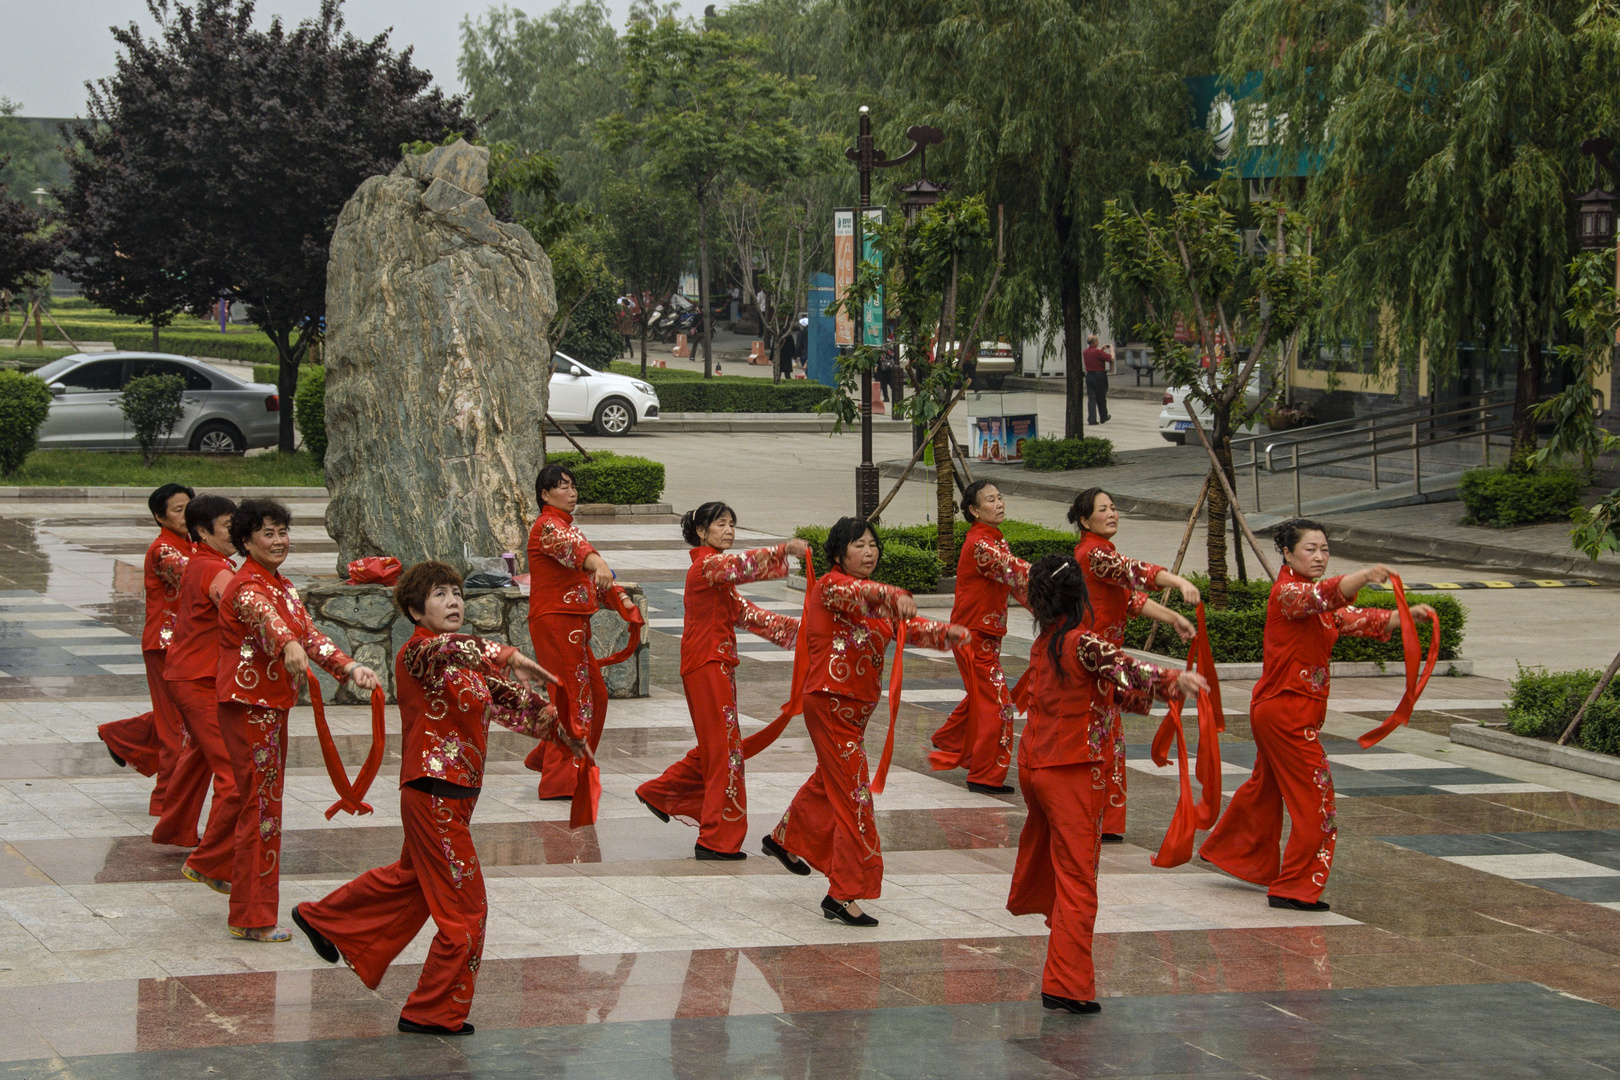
[
  {"xmin": 1459, "ymin": 465, "xmax": 1587, "ymax": 527},
  {"xmin": 119, "ymin": 373, "xmax": 186, "ymax": 466},
  {"xmin": 295, "ymin": 366, "xmax": 327, "ymax": 466},
  {"xmin": 546, "ymin": 450, "xmax": 665, "ymax": 505},
  {"xmin": 790, "ymin": 518, "xmax": 1070, "ymax": 593},
  {"xmin": 792, "ymin": 524, "xmax": 943, "ymax": 594},
  {"xmin": 0, "ymin": 370, "xmax": 53, "ymax": 475},
  {"xmin": 118, "ymin": 330, "xmax": 284, "ymax": 366},
  {"xmin": 1123, "ymin": 572, "xmax": 1466, "ymax": 665},
  {"xmin": 1021, "ymin": 436, "xmax": 1115, "ymax": 471},
  {"xmin": 1506, "ymin": 665, "xmax": 1620, "ymax": 755},
  {"xmin": 608, "ymin": 362, "xmax": 831, "ymax": 413}
]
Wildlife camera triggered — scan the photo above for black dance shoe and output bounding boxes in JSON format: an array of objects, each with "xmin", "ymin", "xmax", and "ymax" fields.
[
  {"xmin": 695, "ymin": 843, "xmax": 746, "ymax": 861},
  {"xmin": 821, "ymin": 895, "xmax": 878, "ymax": 927},
  {"xmin": 1268, "ymin": 895, "xmax": 1331, "ymax": 912},
  {"xmin": 398, "ymin": 1018, "xmax": 474, "ymax": 1036},
  {"xmin": 105, "ymin": 744, "xmax": 126, "ymax": 768},
  {"xmin": 638, "ymin": 795, "xmax": 671, "ymax": 823},
  {"xmin": 1041, "ymin": 993, "xmax": 1102, "ymax": 1014},
  {"xmin": 966, "ymin": 782, "xmax": 1015, "ymax": 795},
  {"xmin": 1100, "ymin": 833, "xmax": 1125, "ymax": 844},
  {"xmin": 291, "ymin": 904, "xmax": 339, "ymax": 964},
  {"xmin": 762, "ymin": 834, "xmax": 812, "ymax": 876}
]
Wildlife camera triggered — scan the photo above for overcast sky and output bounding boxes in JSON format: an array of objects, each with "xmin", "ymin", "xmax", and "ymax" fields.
[{"xmin": 0, "ymin": 0, "xmax": 646, "ymax": 118}]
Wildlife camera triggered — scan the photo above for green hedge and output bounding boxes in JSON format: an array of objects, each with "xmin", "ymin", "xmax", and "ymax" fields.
[
  {"xmin": 791, "ymin": 524, "xmax": 943, "ymax": 594},
  {"xmin": 295, "ymin": 366, "xmax": 327, "ymax": 466},
  {"xmin": 546, "ymin": 450, "xmax": 665, "ymax": 505},
  {"xmin": 1459, "ymin": 465, "xmax": 1587, "ymax": 527},
  {"xmin": 116, "ymin": 330, "xmax": 284, "ymax": 365},
  {"xmin": 1122, "ymin": 572, "xmax": 1467, "ymax": 665},
  {"xmin": 1507, "ymin": 665, "xmax": 1620, "ymax": 756},
  {"xmin": 1021, "ymin": 436, "xmax": 1115, "ymax": 471},
  {"xmin": 608, "ymin": 362, "xmax": 831, "ymax": 413}
]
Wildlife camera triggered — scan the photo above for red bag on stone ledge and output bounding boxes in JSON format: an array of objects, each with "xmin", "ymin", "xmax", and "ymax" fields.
[{"xmin": 346, "ymin": 557, "xmax": 402, "ymax": 585}]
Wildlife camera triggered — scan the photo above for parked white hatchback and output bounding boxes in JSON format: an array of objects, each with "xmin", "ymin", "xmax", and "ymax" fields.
[{"xmin": 547, "ymin": 351, "xmax": 660, "ymax": 436}]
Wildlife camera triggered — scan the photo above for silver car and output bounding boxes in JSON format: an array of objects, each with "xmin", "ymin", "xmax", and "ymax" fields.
[{"xmin": 30, "ymin": 352, "xmax": 282, "ymax": 453}]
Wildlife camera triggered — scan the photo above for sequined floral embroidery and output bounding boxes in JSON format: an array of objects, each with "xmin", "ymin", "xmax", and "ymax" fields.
[
  {"xmin": 701, "ymin": 543, "xmax": 790, "ymax": 588},
  {"xmin": 1087, "ymin": 545, "xmax": 1163, "ymax": 593},
  {"xmin": 972, "ymin": 538, "xmax": 1030, "ymax": 607}
]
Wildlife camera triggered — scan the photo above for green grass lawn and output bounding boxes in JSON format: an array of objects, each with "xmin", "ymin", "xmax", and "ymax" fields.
[
  {"xmin": 0, "ymin": 346, "xmax": 75, "ymax": 369},
  {"xmin": 6, "ymin": 450, "xmax": 325, "ymax": 489}
]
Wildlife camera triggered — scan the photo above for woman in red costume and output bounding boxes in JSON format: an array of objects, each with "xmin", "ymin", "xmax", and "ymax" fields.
[
  {"xmin": 216, "ymin": 499, "xmax": 381, "ymax": 941},
  {"xmin": 1069, "ymin": 487, "xmax": 1201, "ymax": 842},
  {"xmin": 1199, "ymin": 518, "xmax": 1433, "ymax": 911},
  {"xmin": 1008, "ymin": 554, "xmax": 1205, "ymax": 1014},
  {"xmin": 158, "ymin": 494, "xmax": 239, "ymax": 892},
  {"xmin": 636, "ymin": 501, "xmax": 808, "ymax": 859},
  {"xmin": 525, "ymin": 464, "xmax": 617, "ymax": 800},
  {"xmin": 761, "ymin": 517, "xmax": 967, "ymax": 926},
  {"xmin": 929, "ymin": 481, "xmax": 1030, "ymax": 795},
  {"xmin": 295, "ymin": 561, "xmax": 582, "ymax": 1037}
]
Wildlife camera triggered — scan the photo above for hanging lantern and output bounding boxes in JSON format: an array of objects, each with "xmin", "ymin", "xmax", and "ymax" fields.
[{"xmin": 1576, "ymin": 187, "xmax": 1617, "ymax": 252}]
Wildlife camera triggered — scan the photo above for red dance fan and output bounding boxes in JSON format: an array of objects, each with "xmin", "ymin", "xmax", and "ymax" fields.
[
  {"xmin": 1357, "ymin": 573, "xmax": 1440, "ymax": 748},
  {"xmin": 309, "ymin": 682, "xmax": 388, "ymax": 820},
  {"xmin": 1149, "ymin": 604, "xmax": 1226, "ymax": 868}
]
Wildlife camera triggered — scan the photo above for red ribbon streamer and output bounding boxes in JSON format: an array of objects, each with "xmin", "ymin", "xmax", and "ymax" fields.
[
  {"xmin": 596, "ymin": 584, "xmax": 646, "ymax": 668},
  {"xmin": 869, "ymin": 621, "xmax": 909, "ymax": 794},
  {"xmin": 740, "ymin": 562, "xmax": 816, "ymax": 759},
  {"xmin": 1148, "ymin": 604, "xmax": 1226, "ymax": 867},
  {"xmin": 1357, "ymin": 573, "xmax": 1441, "ymax": 748},
  {"xmin": 309, "ymin": 681, "xmax": 387, "ymax": 820}
]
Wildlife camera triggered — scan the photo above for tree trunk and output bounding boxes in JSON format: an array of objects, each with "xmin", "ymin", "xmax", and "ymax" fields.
[
  {"xmin": 698, "ymin": 196, "xmax": 713, "ymax": 378},
  {"xmin": 151, "ymin": 324, "xmax": 159, "ymax": 351},
  {"xmin": 1204, "ymin": 402, "xmax": 1235, "ymax": 608},
  {"xmin": 31, "ymin": 290, "xmax": 42, "ymax": 349},
  {"xmin": 270, "ymin": 326, "xmax": 308, "ymax": 453},
  {"xmin": 639, "ymin": 317, "xmax": 648, "ymax": 378},
  {"xmin": 1053, "ymin": 160, "xmax": 1086, "ymax": 441},
  {"xmin": 934, "ymin": 420, "xmax": 955, "ymax": 565},
  {"xmin": 1511, "ymin": 335, "xmax": 1543, "ymax": 463}
]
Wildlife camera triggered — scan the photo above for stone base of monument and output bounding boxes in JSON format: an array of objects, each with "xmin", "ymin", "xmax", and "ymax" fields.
[{"xmin": 303, "ymin": 583, "xmax": 650, "ymax": 705}]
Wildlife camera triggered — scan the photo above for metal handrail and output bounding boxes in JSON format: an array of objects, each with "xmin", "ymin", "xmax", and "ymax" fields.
[{"xmin": 1230, "ymin": 390, "xmax": 1512, "ymax": 451}]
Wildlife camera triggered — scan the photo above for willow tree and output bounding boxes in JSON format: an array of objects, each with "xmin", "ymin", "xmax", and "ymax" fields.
[{"xmin": 1220, "ymin": 0, "xmax": 1597, "ymax": 457}]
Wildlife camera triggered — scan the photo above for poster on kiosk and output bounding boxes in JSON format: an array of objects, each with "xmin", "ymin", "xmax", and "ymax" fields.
[{"xmin": 968, "ymin": 410, "xmax": 1038, "ymax": 463}]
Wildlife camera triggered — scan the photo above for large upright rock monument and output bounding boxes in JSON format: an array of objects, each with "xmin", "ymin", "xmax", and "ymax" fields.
[{"xmin": 324, "ymin": 139, "xmax": 555, "ymax": 573}]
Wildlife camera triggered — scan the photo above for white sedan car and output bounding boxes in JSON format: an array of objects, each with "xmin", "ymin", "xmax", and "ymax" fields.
[
  {"xmin": 548, "ymin": 351, "xmax": 660, "ymax": 436},
  {"xmin": 1156, "ymin": 376, "xmax": 1264, "ymax": 444}
]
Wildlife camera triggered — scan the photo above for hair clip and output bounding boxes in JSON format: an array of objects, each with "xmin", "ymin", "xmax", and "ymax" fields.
[{"xmin": 1050, "ymin": 563, "xmax": 1069, "ymax": 578}]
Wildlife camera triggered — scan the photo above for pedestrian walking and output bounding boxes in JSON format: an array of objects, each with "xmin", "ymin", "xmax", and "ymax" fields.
[{"xmin": 1083, "ymin": 336, "xmax": 1112, "ymax": 425}]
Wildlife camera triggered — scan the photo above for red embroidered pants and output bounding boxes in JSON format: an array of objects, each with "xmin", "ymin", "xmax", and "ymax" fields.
[
  {"xmin": 772, "ymin": 692, "xmax": 883, "ymax": 902},
  {"xmin": 1199, "ymin": 692, "xmax": 1337, "ymax": 903},
  {"xmin": 636, "ymin": 662, "xmax": 748, "ymax": 853},
  {"xmin": 300, "ymin": 787, "xmax": 486, "ymax": 1031},
  {"xmin": 218, "ymin": 700, "xmax": 288, "ymax": 929},
  {"xmin": 165, "ymin": 678, "xmax": 240, "ymax": 882},
  {"xmin": 1101, "ymin": 707, "xmax": 1129, "ymax": 836},
  {"xmin": 99, "ymin": 649, "xmax": 187, "ymax": 815},
  {"xmin": 930, "ymin": 631, "xmax": 1015, "ymax": 787},
  {"xmin": 98, "ymin": 710, "xmax": 159, "ymax": 778},
  {"xmin": 524, "ymin": 613, "xmax": 607, "ymax": 799},
  {"xmin": 1007, "ymin": 758, "xmax": 1108, "ymax": 1001}
]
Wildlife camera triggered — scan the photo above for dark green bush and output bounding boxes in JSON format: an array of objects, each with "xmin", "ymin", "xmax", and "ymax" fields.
[
  {"xmin": 119, "ymin": 373, "xmax": 186, "ymax": 466},
  {"xmin": 1459, "ymin": 465, "xmax": 1587, "ymax": 526},
  {"xmin": 1021, "ymin": 436, "xmax": 1115, "ymax": 471},
  {"xmin": 546, "ymin": 450, "xmax": 665, "ymax": 505},
  {"xmin": 0, "ymin": 370, "xmax": 53, "ymax": 475},
  {"xmin": 794, "ymin": 518, "xmax": 1073, "ymax": 583},
  {"xmin": 559, "ymin": 282, "xmax": 623, "ymax": 371},
  {"xmin": 1123, "ymin": 572, "xmax": 1465, "ymax": 665},
  {"xmin": 1505, "ymin": 665, "xmax": 1620, "ymax": 752},
  {"xmin": 114, "ymin": 330, "xmax": 285, "ymax": 365},
  {"xmin": 608, "ymin": 362, "xmax": 831, "ymax": 413},
  {"xmin": 295, "ymin": 366, "xmax": 327, "ymax": 466},
  {"xmin": 792, "ymin": 524, "xmax": 943, "ymax": 594}
]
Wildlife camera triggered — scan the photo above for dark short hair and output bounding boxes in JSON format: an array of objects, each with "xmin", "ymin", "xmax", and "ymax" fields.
[
  {"xmin": 1066, "ymin": 487, "xmax": 1113, "ymax": 530},
  {"xmin": 184, "ymin": 494, "xmax": 237, "ymax": 543},
  {"xmin": 1027, "ymin": 554, "xmax": 1094, "ymax": 678},
  {"xmin": 149, "ymin": 483, "xmax": 195, "ymax": 519},
  {"xmin": 682, "ymin": 501, "xmax": 737, "ymax": 547},
  {"xmin": 961, "ymin": 480, "xmax": 995, "ymax": 523},
  {"xmin": 228, "ymin": 498, "xmax": 292, "ymax": 556},
  {"xmin": 394, "ymin": 561, "xmax": 463, "ymax": 624},
  {"xmin": 536, "ymin": 463, "xmax": 577, "ymax": 507},
  {"xmin": 1274, "ymin": 518, "xmax": 1328, "ymax": 556},
  {"xmin": 825, "ymin": 516, "xmax": 880, "ymax": 570}
]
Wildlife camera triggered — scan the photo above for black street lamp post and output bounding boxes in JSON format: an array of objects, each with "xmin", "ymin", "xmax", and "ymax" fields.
[{"xmin": 846, "ymin": 106, "xmax": 943, "ymax": 519}]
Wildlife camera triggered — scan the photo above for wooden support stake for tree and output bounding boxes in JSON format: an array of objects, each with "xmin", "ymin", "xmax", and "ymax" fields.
[
  {"xmin": 945, "ymin": 424, "xmax": 974, "ymax": 486},
  {"xmin": 1557, "ymin": 646, "xmax": 1620, "ymax": 746},
  {"xmin": 1142, "ymin": 476, "xmax": 1211, "ymax": 654},
  {"xmin": 40, "ymin": 306, "xmax": 80, "ymax": 351},
  {"xmin": 1186, "ymin": 403, "xmax": 1276, "ymax": 580},
  {"xmin": 545, "ymin": 413, "xmax": 594, "ymax": 462}
]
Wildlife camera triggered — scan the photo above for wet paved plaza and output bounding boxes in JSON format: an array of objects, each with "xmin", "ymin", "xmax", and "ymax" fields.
[{"xmin": 1, "ymin": 496, "xmax": 1619, "ymax": 1078}]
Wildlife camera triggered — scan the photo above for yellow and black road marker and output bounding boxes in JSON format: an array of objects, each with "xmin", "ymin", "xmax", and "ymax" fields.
[{"xmin": 1364, "ymin": 579, "xmax": 1601, "ymax": 591}]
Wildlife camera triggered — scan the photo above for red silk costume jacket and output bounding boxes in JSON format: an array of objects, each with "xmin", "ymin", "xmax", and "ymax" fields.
[
  {"xmin": 1020, "ymin": 627, "xmax": 1182, "ymax": 769},
  {"xmin": 803, "ymin": 569, "xmax": 952, "ymax": 703},
  {"xmin": 143, "ymin": 528, "xmax": 194, "ymax": 650},
  {"xmin": 527, "ymin": 505, "xmax": 600, "ymax": 618},
  {"xmin": 951, "ymin": 522, "xmax": 1030, "ymax": 634},
  {"xmin": 1074, "ymin": 533, "xmax": 1162, "ymax": 646},
  {"xmin": 216, "ymin": 558, "xmax": 354, "ymax": 708},
  {"xmin": 164, "ymin": 546, "xmax": 236, "ymax": 681},
  {"xmin": 396, "ymin": 628, "xmax": 561, "ymax": 790},
  {"xmin": 681, "ymin": 545, "xmax": 799, "ymax": 674},
  {"xmin": 1252, "ymin": 566, "xmax": 1390, "ymax": 705}
]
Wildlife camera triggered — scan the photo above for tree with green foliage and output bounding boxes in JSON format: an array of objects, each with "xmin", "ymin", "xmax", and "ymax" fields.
[
  {"xmin": 599, "ymin": 177, "xmax": 693, "ymax": 375},
  {"xmin": 120, "ymin": 373, "xmax": 186, "ymax": 467},
  {"xmin": 59, "ymin": 0, "xmax": 473, "ymax": 451},
  {"xmin": 1101, "ymin": 164, "xmax": 1320, "ymax": 607},
  {"xmin": 1219, "ymin": 0, "xmax": 1598, "ymax": 459},
  {"xmin": 600, "ymin": 15, "xmax": 805, "ymax": 377},
  {"xmin": 0, "ymin": 100, "xmax": 64, "ymax": 196},
  {"xmin": 845, "ymin": 0, "xmax": 1220, "ymax": 439},
  {"xmin": 719, "ymin": 180, "xmax": 830, "ymax": 381},
  {"xmin": 0, "ymin": 370, "xmax": 53, "ymax": 476}
]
